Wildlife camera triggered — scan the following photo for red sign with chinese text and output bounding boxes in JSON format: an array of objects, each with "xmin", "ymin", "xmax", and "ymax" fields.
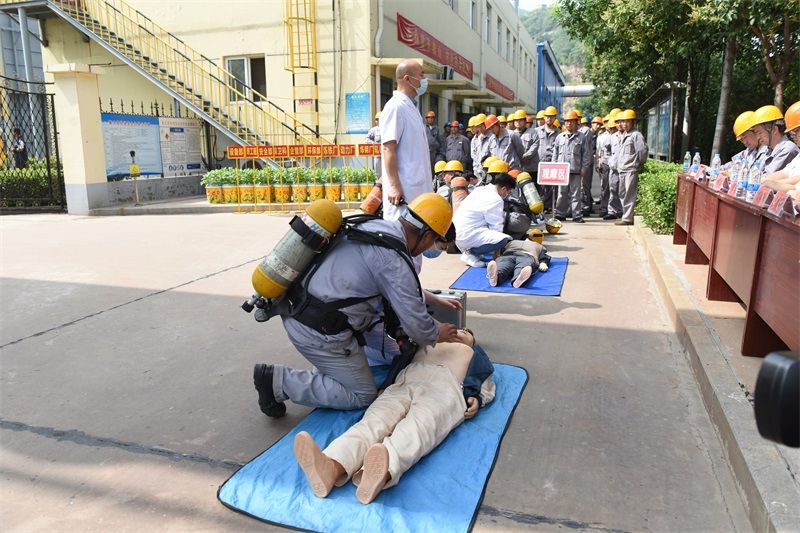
[
  {"xmin": 338, "ymin": 144, "xmax": 356, "ymax": 156},
  {"xmin": 272, "ymin": 146, "xmax": 289, "ymax": 158},
  {"xmin": 537, "ymin": 162, "xmax": 570, "ymax": 186},
  {"xmin": 485, "ymin": 74, "xmax": 515, "ymax": 101},
  {"xmin": 288, "ymin": 145, "xmax": 305, "ymax": 158},
  {"xmin": 305, "ymin": 145, "xmax": 323, "ymax": 158},
  {"xmin": 396, "ymin": 13, "xmax": 473, "ymax": 79},
  {"xmin": 227, "ymin": 145, "xmax": 245, "ymax": 159},
  {"xmin": 321, "ymin": 145, "xmax": 340, "ymax": 157}
]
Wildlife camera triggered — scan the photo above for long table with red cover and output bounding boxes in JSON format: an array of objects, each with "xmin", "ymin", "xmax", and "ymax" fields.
[{"xmin": 673, "ymin": 173, "xmax": 799, "ymax": 357}]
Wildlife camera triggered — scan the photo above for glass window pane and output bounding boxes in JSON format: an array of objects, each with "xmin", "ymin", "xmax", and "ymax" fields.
[
  {"xmin": 250, "ymin": 57, "xmax": 266, "ymax": 102},
  {"xmin": 227, "ymin": 58, "xmax": 246, "ymax": 102}
]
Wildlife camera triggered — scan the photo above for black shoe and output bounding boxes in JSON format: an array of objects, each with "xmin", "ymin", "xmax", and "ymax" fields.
[
  {"xmin": 573, "ymin": 217, "xmax": 586, "ymax": 223},
  {"xmin": 599, "ymin": 211, "xmax": 608, "ymax": 218},
  {"xmin": 603, "ymin": 214, "xmax": 618, "ymax": 220},
  {"xmin": 254, "ymin": 364, "xmax": 286, "ymax": 418},
  {"xmin": 555, "ymin": 215, "xmax": 567, "ymax": 221}
]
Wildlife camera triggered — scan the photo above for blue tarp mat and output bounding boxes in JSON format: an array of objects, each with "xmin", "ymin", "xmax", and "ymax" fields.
[
  {"xmin": 449, "ymin": 257, "xmax": 569, "ymax": 296},
  {"xmin": 218, "ymin": 363, "xmax": 528, "ymax": 533}
]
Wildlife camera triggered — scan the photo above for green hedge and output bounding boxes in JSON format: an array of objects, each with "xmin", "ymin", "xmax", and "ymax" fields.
[
  {"xmin": 200, "ymin": 166, "xmax": 376, "ymax": 186},
  {"xmin": 635, "ymin": 159, "xmax": 682, "ymax": 234},
  {"xmin": 0, "ymin": 157, "xmax": 63, "ymax": 204}
]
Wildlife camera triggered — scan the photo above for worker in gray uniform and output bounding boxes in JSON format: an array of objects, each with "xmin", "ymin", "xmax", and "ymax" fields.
[
  {"xmin": 253, "ymin": 193, "xmax": 460, "ymax": 416},
  {"xmin": 595, "ymin": 115, "xmax": 612, "ymax": 217},
  {"xmin": 365, "ymin": 112, "xmax": 382, "ymax": 176},
  {"xmin": 603, "ymin": 114, "xmax": 623, "ymax": 220},
  {"xmin": 749, "ymin": 104, "xmax": 800, "ymax": 174},
  {"xmin": 445, "ymin": 120, "xmax": 473, "ymax": 172},
  {"xmin": 612, "ymin": 109, "xmax": 648, "ymax": 226},
  {"xmin": 521, "ymin": 105, "xmax": 560, "ymax": 209},
  {"xmin": 486, "ymin": 114, "xmax": 521, "ymax": 170},
  {"xmin": 425, "ymin": 110, "xmax": 445, "ymax": 169},
  {"xmin": 470, "ymin": 113, "xmax": 490, "ymax": 182},
  {"xmin": 553, "ymin": 110, "xmax": 592, "ymax": 223}
]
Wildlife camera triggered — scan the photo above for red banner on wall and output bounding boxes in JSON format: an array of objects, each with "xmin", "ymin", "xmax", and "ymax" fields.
[
  {"xmin": 485, "ymin": 73, "xmax": 515, "ymax": 101},
  {"xmin": 396, "ymin": 13, "xmax": 473, "ymax": 80}
]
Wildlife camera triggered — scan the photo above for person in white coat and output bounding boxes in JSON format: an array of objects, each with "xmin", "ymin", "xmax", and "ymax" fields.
[{"xmin": 452, "ymin": 173, "xmax": 516, "ymax": 267}]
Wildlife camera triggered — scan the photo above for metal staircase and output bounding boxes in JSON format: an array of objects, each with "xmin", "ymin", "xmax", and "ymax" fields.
[
  {"xmin": 284, "ymin": 0, "xmax": 320, "ymax": 139},
  {"xmin": 0, "ymin": 0, "xmax": 325, "ymax": 146}
]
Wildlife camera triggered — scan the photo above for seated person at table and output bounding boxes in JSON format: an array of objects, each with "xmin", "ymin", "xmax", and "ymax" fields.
[
  {"xmin": 762, "ymin": 101, "xmax": 800, "ymax": 195},
  {"xmin": 452, "ymin": 172, "xmax": 516, "ymax": 268},
  {"xmin": 293, "ymin": 328, "xmax": 495, "ymax": 505},
  {"xmin": 487, "ymin": 240, "xmax": 552, "ymax": 288}
]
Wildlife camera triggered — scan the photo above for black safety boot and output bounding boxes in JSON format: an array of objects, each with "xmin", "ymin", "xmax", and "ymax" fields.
[{"xmin": 253, "ymin": 364, "xmax": 286, "ymax": 418}]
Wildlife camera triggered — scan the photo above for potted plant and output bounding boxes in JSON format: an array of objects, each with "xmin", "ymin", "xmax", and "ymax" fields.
[
  {"xmin": 201, "ymin": 169, "xmax": 224, "ymax": 204},
  {"xmin": 343, "ymin": 167, "xmax": 361, "ymax": 201},
  {"xmin": 308, "ymin": 166, "xmax": 325, "ymax": 201},
  {"xmin": 272, "ymin": 166, "xmax": 292, "ymax": 203},
  {"xmin": 238, "ymin": 168, "xmax": 256, "ymax": 203},
  {"xmin": 254, "ymin": 168, "xmax": 272, "ymax": 203},
  {"xmin": 291, "ymin": 167, "xmax": 310, "ymax": 203},
  {"xmin": 324, "ymin": 166, "xmax": 342, "ymax": 202},
  {"xmin": 220, "ymin": 168, "xmax": 239, "ymax": 203}
]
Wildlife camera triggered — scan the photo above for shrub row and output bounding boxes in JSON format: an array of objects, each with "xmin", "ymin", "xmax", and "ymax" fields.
[
  {"xmin": 200, "ymin": 166, "xmax": 376, "ymax": 187},
  {"xmin": 0, "ymin": 157, "xmax": 64, "ymax": 204},
  {"xmin": 635, "ymin": 159, "xmax": 682, "ymax": 234}
]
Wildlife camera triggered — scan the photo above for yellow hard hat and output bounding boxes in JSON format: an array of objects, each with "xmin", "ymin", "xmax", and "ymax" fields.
[
  {"xmin": 580, "ymin": 117, "xmax": 589, "ymax": 124},
  {"xmin": 733, "ymin": 111, "xmax": 754, "ymax": 140},
  {"xmin": 750, "ymin": 105, "xmax": 783, "ymax": 129},
  {"xmin": 498, "ymin": 115, "xmax": 507, "ymax": 123},
  {"xmin": 482, "ymin": 155, "xmax": 499, "ymax": 168},
  {"xmin": 603, "ymin": 114, "xmax": 611, "ymax": 123},
  {"xmin": 467, "ymin": 116, "xmax": 476, "ymax": 128},
  {"xmin": 608, "ymin": 117, "xmax": 617, "ymax": 128},
  {"xmin": 785, "ymin": 101, "xmax": 800, "ymax": 132},
  {"xmin": 536, "ymin": 110, "xmax": 546, "ymax": 119},
  {"xmin": 619, "ymin": 109, "xmax": 637, "ymax": 120},
  {"xmin": 407, "ymin": 192, "xmax": 453, "ymax": 239},
  {"xmin": 544, "ymin": 106, "xmax": 558, "ymax": 117},
  {"xmin": 475, "ymin": 113, "xmax": 487, "ymax": 125},
  {"xmin": 374, "ymin": 112, "xmax": 381, "ymax": 120},
  {"xmin": 554, "ymin": 119, "xmax": 561, "ymax": 128},
  {"xmin": 573, "ymin": 109, "xmax": 583, "ymax": 118},
  {"xmin": 545, "ymin": 218, "xmax": 562, "ymax": 234},
  {"xmin": 515, "ymin": 109, "xmax": 528, "ymax": 120},
  {"xmin": 444, "ymin": 160, "xmax": 464, "ymax": 172},
  {"xmin": 609, "ymin": 108, "xmax": 622, "ymax": 116},
  {"xmin": 434, "ymin": 160, "xmax": 447, "ymax": 173},
  {"xmin": 487, "ymin": 159, "xmax": 510, "ymax": 174},
  {"xmin": 516, "ymin": 171, "xmax": 532, "ymax": 181},
  {"xmin": 527, "ymin": 228, "xmax": 544, "ymax": 244}
]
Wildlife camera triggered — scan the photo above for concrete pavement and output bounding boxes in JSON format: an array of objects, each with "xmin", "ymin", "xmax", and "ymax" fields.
[{"xmin": 1, "ymin": 212, "xmax": 751, "ymax": 531}]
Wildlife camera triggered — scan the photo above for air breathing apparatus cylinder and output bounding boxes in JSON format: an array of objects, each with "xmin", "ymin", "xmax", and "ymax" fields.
[
  {"xmin": 360, "ymin": 181, "xmax": 383, "ymax": 215},
  {"xmin": 450, "ymin": 177, "xmax": 469, "ymax": 212},
  {"xmin": 516, "ymin": 172, "xmax": 544, "ymax": 214},
  {"xmin": 251, "ymin": 199, "xmax": 343, "ymax": 299}
]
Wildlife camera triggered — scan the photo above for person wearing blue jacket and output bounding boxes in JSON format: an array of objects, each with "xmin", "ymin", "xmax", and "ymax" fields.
[{"xmin": 293, "ymin": 329, "xmax": 495, "ymax": 504}]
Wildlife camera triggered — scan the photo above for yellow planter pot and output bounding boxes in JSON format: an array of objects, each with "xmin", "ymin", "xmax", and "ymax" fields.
[
  {"xmin": 221, "ymin": 184, "xmax": 239, "ymax": 204},
  {"xmin": 343, "ymin": 183, "xmax": 360, "ymax": 201},
  {"xmin": 205, "ymin": 185, "xmax": 223, "ymax": 204},
  {"xmin": 324, "ymin": 183, "xmax": 342, "ymax": 201},
  {"xmin": 358, "ymin": 182, "xmax": 373, "ymax": 198},
  {"xmin": 308, "ymin": 183, "xmax": 325, "ymax": 201},
  {"xmin": 273, "ymin": 184, "xmax": 292, "ymax": 203},
  {"xmin": 291, "ymin": 183, "xmax": 309, "ymax": 203},
  {"xmin": 254, "ymin": 184, "xmax": 272, "ymax": 203},
  {"xmin": 238, "ymin": 184, "xmax": 255, "ymax": 203}
]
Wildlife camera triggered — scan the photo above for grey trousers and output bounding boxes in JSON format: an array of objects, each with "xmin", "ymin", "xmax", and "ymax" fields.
[
  {"xmin": 495, "ymin": 252, "xmax": 536, "ymax": 285},
  {"xmin": 556, "ymin": 173, "xmax": 584, "ymax": 219},
  {"xmin": 618, "ymin": 170, "xmax": 639, "ymax": 223},
  {"xmin": 581, "ymin": 167, "xmax": 594, "ymax": 210},
  {"xmin": 598, "ymin": 164, "xmax": 610, "ymax": 213},
  {"xmin": 608, "ymin": 169, "xmax": 623, "ymax": 216},
  {"xmin": 273, "ymin": 317, "xmax": 383, "ymax": 410}
]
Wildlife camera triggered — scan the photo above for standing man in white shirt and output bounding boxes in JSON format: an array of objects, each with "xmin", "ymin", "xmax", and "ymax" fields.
[{"xmin": 380, "ymin": 59, "xmax": 433, "ymax": 221}]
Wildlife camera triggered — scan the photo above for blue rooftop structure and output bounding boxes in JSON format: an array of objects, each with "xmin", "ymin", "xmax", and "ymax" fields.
[{"xmin": 536, "ymin": 41, "xmax": 565, "ymax": 114}]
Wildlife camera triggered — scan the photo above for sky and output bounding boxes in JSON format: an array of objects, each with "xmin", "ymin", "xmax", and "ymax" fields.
[{"xmin": 516, "ymin": 0, "xmax": 556, "ymax": 11}]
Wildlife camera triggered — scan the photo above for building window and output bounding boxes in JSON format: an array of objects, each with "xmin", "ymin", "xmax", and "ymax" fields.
[
  {"xmin": 484, "ymin": 3, "xmax": 491, "ymax": 43},
  {"xmin": 506, "ymin": 29, "xmax": 511, "ymax": 61},
  {"xmin": 496, "ymin": 17, "xmax": 502, "ymax": 52},
  {"xmin": 226, "ymin": 56, "xmax": 266, "ymax": 102},
  {"xmin": 449, "ymin": 0, "xmax": 456, "ymax": 10},
  {"xmin": 512, "ymin": 37, "xmax": 517, "ymax": 66},
  {"xmin": 470, "ymin": 0, "xmax": 477, "ymax": 30}
]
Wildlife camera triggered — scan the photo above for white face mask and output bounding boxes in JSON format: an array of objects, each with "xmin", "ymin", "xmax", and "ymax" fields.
[{"xmin": 408, "ymin": 75, "xmax": 428, "ymax": 96}]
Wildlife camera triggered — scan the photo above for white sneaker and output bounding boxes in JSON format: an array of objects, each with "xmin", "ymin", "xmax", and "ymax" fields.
[
  {"xmin": 513, "ymin": 265, "xmax": 533, "ymax": 288},
  {"xmin": 538, "ymin": 262, "xmax": 549, "ymax": 272},
  {"xmin": 486, "ymin": 260, "xmax": 498, "ymax": 286},
  {"xmin": 461, "ymin": 252, "xmax": 486, "ymax": 268}
]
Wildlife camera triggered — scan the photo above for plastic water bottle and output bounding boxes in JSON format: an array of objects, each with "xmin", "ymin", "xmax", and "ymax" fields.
[
  {"xmin": 710, "ymin": 153, "xmax": 721, "ymax": 178},
  {"xmin": 731, "ymin": 155, "xmax": 742, "ymax": 181},
  {"xmin": 736, "ymin": 160, "xmax": 749, "ymax": 198},
  {"xmin": 746, "ymin": 161, "xmax": 762, "ymax": 202},
  {"xmin": 683, "ymin": 151, "xmax": 691, "ymax": 172},
  {"xmin": 691, "ymin": 152, "xmax": 701, "ymax": 174}
]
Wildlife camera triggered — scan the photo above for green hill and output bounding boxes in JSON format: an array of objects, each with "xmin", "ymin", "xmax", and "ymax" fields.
[{"xmin": 520, "ymin": 5, "xmax": 585, "ymax": 82}]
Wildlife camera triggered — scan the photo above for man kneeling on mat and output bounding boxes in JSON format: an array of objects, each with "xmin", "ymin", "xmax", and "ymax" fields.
[
  {"xmin": 486, "ymin": 240, "xmax": 552, "ymax": 288},
  {"xmin": 293, "ymin": 329, "xmax": 495, "ymax": 504}
]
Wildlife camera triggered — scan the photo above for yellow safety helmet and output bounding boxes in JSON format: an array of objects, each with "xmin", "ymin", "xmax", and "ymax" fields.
[
  {"xmin": 498, "ymin": 115, "xmax": 507, "ymax": 123},
  {"xmin": 554, "ymin": 119, "xmax": 561, "ymax": 128},
  {"xmin": 482, "ymin": 155, "xmax": 499, "ymax": 168},
  {"xmin": 580, "ymin": 117, "xmax": 589, "ymax": 124},
  {"xmin": 527, "ymin": 228, "xmax": 544, "ymax": 244},
  {"xmin": 750, "ymin": 105, "xmax": 783, "ymax": 129},
  {"xmin": 544, "ymin": 106, "xmax": 558, "ymax": 117},
  {"xmin": 607, "ymin": 116, "xmax": 617, "ymax": 128},
  {"xmin": 618, "ymin": 109, "xmax": 637, "ymax": 120},
  {"xmin": 374, "ymin": 112, "xmax": 381, "ymax": 120},
  {"xmin": 573, "ymin": 109, "xmax": 583, "ymax": 118},
  {"xmin": 434, "ymin": 160, "xmax": 447, "ymax": 174},
  {"xmin": 406, "ymin": 192, "xmax": 453, "ymax": 239},
  {"xmin": 732, "ymin": 111, "xmax": 754, "ymax": 140},
  {"xmin": 536, "ymin": 110, "xmax": 546, "ymax": 119},
  {"xmin": 609, "ymin": 108, "xmax": 622, "ymax": 117},
  {"xmin": 444, "ymin": 160, "xmax": 464, "ymax": 172},
  {"xmin": 545, "ymin": 218, "xmax": 562, "ymax": 234},
  {"xmin": 467, "ymin": 116, "xmax": 476, "ymax": 128},
  {"xmin": 785, "ymin": 100, "xmax": 800, "ymax": 132},
  {"xmin": 603, "ymin": 114, "xmax": 611, "ymax": 123},
  {"xmin": 514, "ymin": 109, "xmax": 528, "ymax": 120},
  {"xmin": 487, "ymin": 159, "xmax": 510, "ymax": 174},
  {"xmin": 475, "ymin": 113, "xmax": 487, "ymax": 125}
]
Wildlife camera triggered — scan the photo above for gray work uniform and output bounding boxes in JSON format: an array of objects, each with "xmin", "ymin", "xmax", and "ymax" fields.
[
  {"xmin": 763, "ymin": 135, "xmax": 800, "ymax": 174},
  {"xmin": 519, "ymin": 127, "xmax": 537, "ymax": 172},
  {"xmin": 580, "ymin": 126, "xmax": 596, "ymax": 211},
  {"xmin": 522, "ymin": 125, "xmax": 560, "ymax": 206},
  {"xmin": 426, "ymin": 124, "xmax": 445, "ymax": 167},
  {"xmin": 510, "ymin": 130, "xmax": 526, "ymax": 168},
  {"xmin": 613, "ymin": 129, "xmax": 648, "ymax": 223},
  {"xmin": 471, "ymin": 132, "xmax": 491, "ymax": 180},
  {"xmin": 605, "ymin": 131, "xmax": 623, "ymax": 216},
  {"xmin": 365, "ymin": 125, "xmax": 382, "ymax": 176},
  {"xmin": 445, "ymin": 133, "xmax": 472, "ymax": 171},
  {"xmin": 595, "ymin": 131, "xmax": 611, "ymax": 214},
  {"xmin": 553, "ymin": 130, "xmax": 592, "ymax": 219},
  {"xmin": 489, "ymin": 128, "xmax": 521, "ymax": 170},
  {"xmin": 275, "ymin": 219, "xmax": 438, "ymax": 410}
]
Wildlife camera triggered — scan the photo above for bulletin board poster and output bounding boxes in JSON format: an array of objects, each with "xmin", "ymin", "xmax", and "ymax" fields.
[
  {"xmin": 345, "ymin": 92, "xmax": 371, "ymax": 134},
  {"xmin": 159, "ymin": 117, "xmax": 205, "ymax": 177},
  {"xmin": 101, "ymin": 113, "xmax": 163, "ymax": 178}
]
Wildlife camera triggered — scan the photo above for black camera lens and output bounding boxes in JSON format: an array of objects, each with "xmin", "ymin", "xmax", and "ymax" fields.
[{"xmin": 754, "ymin": 352, "xmax": 799, "ymax": 448}]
